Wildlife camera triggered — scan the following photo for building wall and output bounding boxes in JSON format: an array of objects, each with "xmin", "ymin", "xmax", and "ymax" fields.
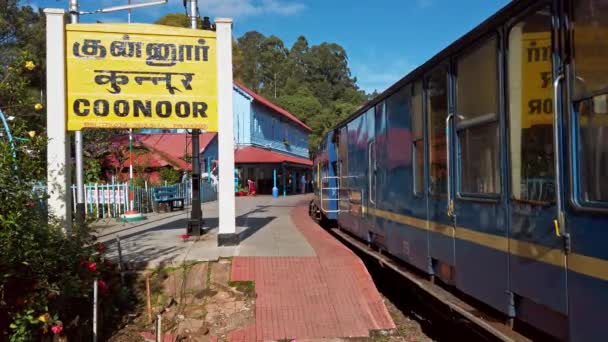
[
  {"xmin": 250, "ymin": 101, "xmax": 309, "ymax": 158},
  {"xmin": 233, "ymin": 86, "xmax": 253, "ymax": 145},
  {"xmin": 201, "ymin": 137, "xmax": 218, "ymax": 173},
  {"xmin": 139, "ymin": 84, "xmax": 310, "ymax": 171}
]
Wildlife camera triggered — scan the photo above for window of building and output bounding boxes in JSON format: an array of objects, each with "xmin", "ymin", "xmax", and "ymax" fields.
[
  {"xmin": 426, "ymin": 65, "xmax": 449, "ymax": 195},
  {"xmin": 508, "ymin": 7, "xmax": 555, "ymax": 203},
  {"xmin": 411, "ymin": 82, "xmax": 424, "ymax": 195},
  {"xmin": 456, "ymin": 35, "xmax": 500, "ymax": 195}
]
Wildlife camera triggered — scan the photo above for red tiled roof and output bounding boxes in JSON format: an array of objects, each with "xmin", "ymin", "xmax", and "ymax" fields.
[
  {"xmin": 139, "ymin": 133, "xmax": 217, "ymax": 159},
  {"xmin": 234, "ymin": 81, "xmax": 312, "ymax": 132},
  {"xmin": 235, "ymin": 146, "xmax": 312, "ymax": 166},
  {"xmin": 107, "ymin": 133, "xmax": 217, "ymax": 171},
  {"xmin": 102, "ymin": 152, "xmax": 170, "ymax": 169}
]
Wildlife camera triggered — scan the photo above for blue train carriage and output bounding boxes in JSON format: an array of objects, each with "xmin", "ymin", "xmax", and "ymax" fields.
[
  {"xmin": 311, "ymin": 131, "xmax": 340, "ymax": 222},
  {"xmin": 328, "ymin": 0, "xmax": 608, "ymax": 340}
]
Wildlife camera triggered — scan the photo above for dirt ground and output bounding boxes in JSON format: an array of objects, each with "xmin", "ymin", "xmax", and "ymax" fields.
[
  {"xmin": 108, "ymin": 259, "xmax": 431, "ymax": 342},
  {"xmin": 108, "ymin": 258, "xmax": 255, "ymax": 342}
]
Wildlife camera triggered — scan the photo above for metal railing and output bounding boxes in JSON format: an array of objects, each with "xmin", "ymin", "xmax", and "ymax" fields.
[
  {"xmin": 320, "ymin": 176, "xmax": 340, "ymax": 213},
  {"xmin": 34, "ymin": 179, "xmax": 218, "ymax": 220}
]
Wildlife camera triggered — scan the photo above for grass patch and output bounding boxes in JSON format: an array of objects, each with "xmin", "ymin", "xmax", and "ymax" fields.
[{"xmin": 228, "ymin": 281, "xmax": 255, "ymax": 298}]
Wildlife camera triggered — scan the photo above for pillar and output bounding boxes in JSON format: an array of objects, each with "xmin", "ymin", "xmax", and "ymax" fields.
[
  {"xmin": 216, "ymin": 18, "xmax": 237, "ymax": 246},
  {"xmin": 45, "ymin": 9, "xmax": 72, "ymax": 234},
  {"xmin": 282, "ymin": 163, "xmax": 286, "ymax": 197}
]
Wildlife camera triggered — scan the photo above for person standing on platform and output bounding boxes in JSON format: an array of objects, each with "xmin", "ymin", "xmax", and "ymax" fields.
[
  {"xmin": 300, "ymin": 174, "xmax": 306, "ymax": 194},
  {"xmin": 247, "ymin": 178, "xmax": 256, "ymax": 196}
]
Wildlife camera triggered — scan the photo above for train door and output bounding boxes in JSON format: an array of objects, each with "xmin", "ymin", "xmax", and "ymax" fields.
[
  {"xmin": 425, "ymin": 63, "xmax": 456, "ymax": 282},
  {"xmin": 451, "ymin": 34, "xmax": 511, "ymax": 315},
  {"xmin": 365, "ymin": 102, "xmax": 383, "ymax": 247},
  {"xmin": 358, "ymin": 107, "xmax": 380, "ymax": 244},
  {"xmin": 563, "ymin": 0, "xmax": 608, "ymax": 340},
  {"xmin": 506, "ymin": 3, "xmax": 568, "ymax": 339}
]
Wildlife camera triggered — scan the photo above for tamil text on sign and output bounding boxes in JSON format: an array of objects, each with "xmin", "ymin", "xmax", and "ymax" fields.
[{"xmin": 66, "ymin": 24, "xmax": 217, "ymax": 131}]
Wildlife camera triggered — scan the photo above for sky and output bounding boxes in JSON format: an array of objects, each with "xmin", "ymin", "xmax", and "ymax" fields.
[{"xmin": 26, "ymin": 0, "xmax": 510, "ymax": 93}]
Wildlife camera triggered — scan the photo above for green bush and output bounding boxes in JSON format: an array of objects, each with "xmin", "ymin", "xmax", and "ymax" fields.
[
  {"xmin": 0, "ymin": 123, "xmax": 130, "ymax": 341},
  {"xmin": 159, "ymin": 167, "xmax": 180, "ymax": 185}
]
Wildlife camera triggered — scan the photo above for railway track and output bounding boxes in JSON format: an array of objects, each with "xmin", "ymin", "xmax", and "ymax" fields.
[{"xmin": 323, "ymin": 223, "xmax": 552, "ymax": 342}]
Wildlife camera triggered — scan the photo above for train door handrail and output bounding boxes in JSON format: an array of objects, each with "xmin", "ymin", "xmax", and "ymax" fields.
[{"xmin": 320, "ymin": 176, "xmax": 340, "ymax": 213}]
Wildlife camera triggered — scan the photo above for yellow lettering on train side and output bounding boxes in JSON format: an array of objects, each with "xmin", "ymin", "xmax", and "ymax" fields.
[{"xmin": 521, "ymin": 32, "xmax": 553, "ymax": 129}]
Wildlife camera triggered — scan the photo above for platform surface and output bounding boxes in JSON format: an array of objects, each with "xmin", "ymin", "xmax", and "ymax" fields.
[
  {"xmin": 95, "ymin": 195, "xmax": 316, "ymax": 268},
  {"xmin": 227, "ymin": 203, "xmax": 396, "ymax": 341}
]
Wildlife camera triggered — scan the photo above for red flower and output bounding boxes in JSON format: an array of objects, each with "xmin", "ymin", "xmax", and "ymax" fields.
[
  {"xmin": 51, "ymin": 324, "xmax": 63, "ymax": 335},
  {"xmin": 25, "ymin": 202, "xmax": 35, "ymax": 207},
  {"xmin": 88, "ymin": 262, "xmax": 97, "ymax": 272},
  {"xmin": 180, "ymin": 234, "xmax": 190, "ymax": 241},
  {"xmin": 97, "ymin": 280, "xmax": 109, "ymax": 294},
  {"xmin": 104, "ymin": 260, "xmax": 113, "ymax": 267},
  {"xmin": 95, "ymin": 243, "xmax": 107, "ymax": 253}
]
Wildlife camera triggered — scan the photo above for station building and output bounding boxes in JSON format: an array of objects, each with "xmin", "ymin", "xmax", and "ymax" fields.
[{"xmin": 109, "ymin": 82, "xmax": 312, "ymax": 195}]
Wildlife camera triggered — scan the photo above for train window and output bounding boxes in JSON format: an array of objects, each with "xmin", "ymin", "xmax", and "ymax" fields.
[
  {"xmin": 412, "ymin": 82, "xmax": 425, "ymax": 195},
  {"xmin": 573, "ymin": 0, "xmax": 608, "ymax": 203},
  {"xmin": 576, "ymin": 97, "xmax": 608, "ymax": 203},
  {"xmin": 508, "ymin": 7, "xmax": 555, "ymax": 203},
  {"xmin": 456, "ymin": 36, "xmax": 500, "ymax": 194},
  {"xmin": 426, "ymin": 65, "xmax": 449, "ymax": 195},
  {"xmin": 573, "ymin": 0, "xmax": 608, "ymax": 101}
]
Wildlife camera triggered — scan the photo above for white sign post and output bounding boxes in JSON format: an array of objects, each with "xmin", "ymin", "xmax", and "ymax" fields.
[
  {"xmin": 45, "ymin": 9, "xmax": 72, "ymax": 234},
  {"xmin": 216, "ymin": 18, "xmax": 237, "ymax": 246},
  {"xmin": 44, "ymin": 9, "xmax": 237, "ymax": 243}
]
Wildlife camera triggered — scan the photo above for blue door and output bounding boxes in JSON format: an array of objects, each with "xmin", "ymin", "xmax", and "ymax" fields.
[
  {"xmin": 506, "ymin": 4, "xmax": 568, "ymax": 340},
  {"xmin": 563, "ymin": 0, "xmax": 608, "ymax": 340},
  {"xmin": 425, "ymin": 64, "xmax": 456, "ymax": 282},
  {"xmin": 452, "ymin": 34, "xmax": 511, "ymax": 315}
]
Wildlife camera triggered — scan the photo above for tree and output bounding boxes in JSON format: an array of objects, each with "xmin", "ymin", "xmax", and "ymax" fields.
[
  {"xmin": 155, "ymin": 12, "xmax": 372, "ymax": 154},
  {"xmin": 236, "ymin": 31, "xmax": 266, "ymax": 92},
  {"xmin": 258, "ymin": 36, "xmax": 289, "ymax": 99},
  {"xmin": 159, "ymin": 167, "xmax": 180, "ymax": 185},
  {"xmin": 0, "ymin": 2, "xmax": 45, "ymax": 131},
  {"xmin": 83, "ymin": 129, "xmax": 128, "ymax": 182},
  {"xmin": 154, "ymin": 13, "xmax": 190, "ymax": 27}
]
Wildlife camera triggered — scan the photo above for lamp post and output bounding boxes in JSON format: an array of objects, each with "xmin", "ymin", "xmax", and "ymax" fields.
[{"xmin": 186, "ymin": 0, "xmax": 204, "ymax": 236}]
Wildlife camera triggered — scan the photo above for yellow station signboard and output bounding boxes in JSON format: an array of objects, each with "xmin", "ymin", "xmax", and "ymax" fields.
[{"xmin": 66, "ymin": 24, "xmax": 217, "ymax": 131}]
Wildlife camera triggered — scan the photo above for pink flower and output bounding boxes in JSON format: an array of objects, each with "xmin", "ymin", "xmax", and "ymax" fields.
[
  {"xmin": 51, "ymin": 324, "xmax": 63, "ymax": 335},
  {"xmin": 88, "ymin": 262, "xmax": 97, "ymax": 272}
]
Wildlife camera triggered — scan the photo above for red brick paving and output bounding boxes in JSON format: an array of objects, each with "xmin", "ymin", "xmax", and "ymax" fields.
[{"xmin": 227, "ymin": 202, "xmax": 395, "ymax": 341}]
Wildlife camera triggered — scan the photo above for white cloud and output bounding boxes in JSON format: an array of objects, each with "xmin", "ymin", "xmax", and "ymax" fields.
[
  {"xmin": 352, "ymin": 59, "xmax": 416, "ymax": 94},
  {"xmin": 73, "ymin": 0, "xmax": 305, "ymax": 23},
  {"xmin": 201, "ymin": 0, "xmax": 306, "ymax": 18}
]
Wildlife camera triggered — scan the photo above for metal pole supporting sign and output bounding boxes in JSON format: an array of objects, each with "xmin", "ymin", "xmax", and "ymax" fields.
[{"xmin": 187, "ymin": 0, "xmax": 204, "ymax": 237}]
